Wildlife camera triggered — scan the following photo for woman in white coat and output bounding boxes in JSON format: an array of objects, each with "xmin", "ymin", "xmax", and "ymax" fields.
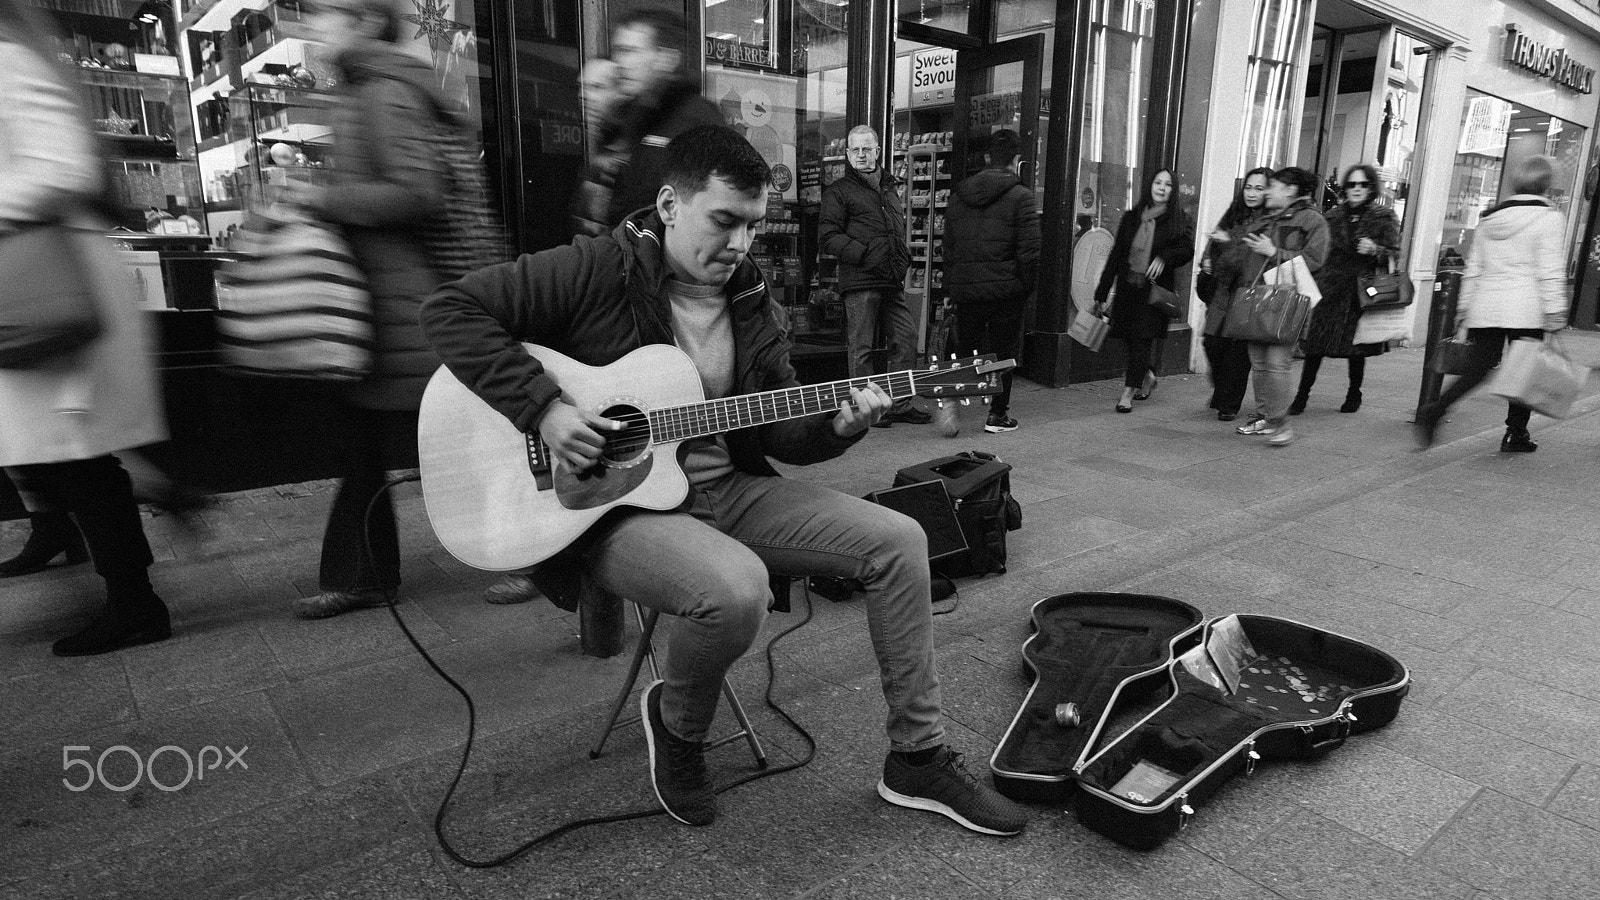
[
  {"xmin": 0, "ymin": 0, "xmax": 173, "ymax": 655},
  {"xmin": 1415, "ymin": 155, "xmax": 1570, "ymax": 452}
]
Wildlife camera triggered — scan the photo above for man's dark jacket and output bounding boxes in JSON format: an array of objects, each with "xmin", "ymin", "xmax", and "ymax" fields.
[
  {"xmin": 942, "ymin": 168, "xmax": 1041, "ymax": 305},
  {"xmin": 606, "ymin": 80, "xmax": 722, "ymax": 226},
  {"xmin": 420, "ymin": 208, "xmax": 864, "ymax": 478},
  {"xmin": 818, "ymin": 165, "xmax": 910, "ymax": 293}
]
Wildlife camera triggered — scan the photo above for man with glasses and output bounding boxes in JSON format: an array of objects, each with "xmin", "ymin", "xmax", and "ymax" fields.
[{"xmin": 820, "ymin": 126, "xmax": 928, "ymax": 426}]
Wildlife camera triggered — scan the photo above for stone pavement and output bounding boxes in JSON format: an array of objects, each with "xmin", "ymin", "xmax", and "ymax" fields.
[{"xmin": 4, "ymin": 342, "xmax": 1600, "ymax": 900}]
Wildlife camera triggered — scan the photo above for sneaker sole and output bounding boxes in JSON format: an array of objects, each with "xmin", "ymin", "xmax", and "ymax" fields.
[
  {"xmin": 983, "ymin": 424, "xmax": 1017, "ymax": 433},
  {"xmin": 876, "ymin": 780, "xmax": 1023, "ymax": 836},
  {"xmin": 641, "ymin": 681, "xmax": 712, "ymax": 827}
]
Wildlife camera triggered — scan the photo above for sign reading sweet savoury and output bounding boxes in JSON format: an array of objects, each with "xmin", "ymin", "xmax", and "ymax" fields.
[{"xmin": 1505, "ymin": 23, "xmax": 1595, "ymax": 95}]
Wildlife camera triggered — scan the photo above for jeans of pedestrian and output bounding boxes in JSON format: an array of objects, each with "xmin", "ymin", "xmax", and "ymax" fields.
[
  {"xmin": 1203, "ymin": 334, "xmax": 1251, "ymax": 414},
  {"xmin": 319, "ymin": 405, "xmax": 419, "ymax": 594},
  {"xmin": 844, "ymin": 287, "xmax": 918, "ymax": 414},
  {"xmin": 1436, "ymin": 327, "xmax": 1545, "ymax": 431},
  {"xmin": 581, "ymin": 469, "xmax": 944, "ymax": 752},
  {"xmin": 955, "ymin": 300, "xmax": 1024, "ymax": 417},
  {"xmin": 1122, "ymin": 336, "xmax": 1159, "ymax": 389},
  {"xmin": 1247, "ymin": 341, "xmax": 1294, "ymax": 426}
]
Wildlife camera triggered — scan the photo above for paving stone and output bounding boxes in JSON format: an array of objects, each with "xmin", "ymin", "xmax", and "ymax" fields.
[
  {"xmin": 1435, "ymin": 670, "xmax": 1600, "ymax": 765},
  {"xmin": 803, "ymin": 845, "xmax": 993, "ymax": 900},
  {"xmin": 1546, "ymin": 764, "xmax": 1600, "ymax": 831},
  {"xmin": 1418, "ymin": 790, "xmax": 1600, "ymax": 899},
  {"xmin": 1003, "ymin": 835, "xmax": 1283, "ymax": 900},
  {"xmin": 237, "ymin": 839, "xmax": 465, "ymax": 900},
  {"xmin": 120, "ymin": 625, "xmax": 288, "ymax": 715},
  {"xmin": 606, "ymin": 852, "xmax": 765, "ymax": 900},
  {"xmin": 1226, "ymin": 807, "xmax": 1475, "ymax": 900},
  {"xmin": 0, "ymin": 658, "xmax": 135, "ymax": 748},
  {"xmin": 1368, "ymin": 704, "xmax": 1579, "ymax": 804}
]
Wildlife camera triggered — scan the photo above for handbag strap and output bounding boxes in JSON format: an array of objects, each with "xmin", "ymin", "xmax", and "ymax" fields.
[{"xmin": 1248, "ymin": 223, "xmax": 1285, "ymax": 289}]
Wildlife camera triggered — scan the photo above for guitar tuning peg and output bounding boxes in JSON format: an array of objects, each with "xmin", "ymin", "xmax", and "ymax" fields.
[
  {"xmin": 960, "ymin": 398, "xmax": 971, "ymax": 406},
  {"xmin": 935, "ymin": 398, "xmax": 946, "ymax": 408},
  {"xmin": 949, "ymin": 353, "xmax": 957, "ymax": 360},
  {"xmin": 982, "ymin": 396, "xmax": 991, "ymax": 405}
]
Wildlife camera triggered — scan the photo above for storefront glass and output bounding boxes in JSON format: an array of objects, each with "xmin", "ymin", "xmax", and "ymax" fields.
[
  {"xmin": 1441, "ymin": 89, "xmax": 1588, "ymax": 261},
  {"xmin": 1238, "ymin": 0, "xmax": 1311, "ymax": 175},
  {"xmin": 1075, "ymin": 0, "xmax": 1156, "ymax": 234},
  {"xmin": 897, "ymin": 0, "xmax": 970, "ymax": 35}
]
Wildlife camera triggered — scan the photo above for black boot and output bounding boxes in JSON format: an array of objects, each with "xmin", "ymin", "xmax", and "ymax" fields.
[
  {"xmin": 52, "ymin": 574, "xmax": 171, "ymax": 657},
  {"xmin": 0, "ymin": 511, "xmax": 89, "ymax": 577},
  {"xmin": 1288, "ymin": 388, "xmax": 1310, "ymax": 416},
  {"xmin": 1500, "ymin": 429, "xmax": 1538, "ymax": 453},
  {"xmin": 1291, "ymin": 356, "xmax": 1321, "ymax": 415},
  {"xmin": 1340, "ymin": 388, "xmax": 1363, "ymax": 413}
]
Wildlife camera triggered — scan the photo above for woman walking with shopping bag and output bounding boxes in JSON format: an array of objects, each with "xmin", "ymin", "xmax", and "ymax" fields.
[
  {"xmin": 1092, "ymin": 168, "xmax": 1194, "ymax": 413},
  {"xmin": 1199, "ymin": 167, "xmax": 1273, "ymax": 421},
  {"xmin": 1292, "ymin": 164, "xmax": 1400, "ymax": 414},
  {"xmin": 1415, "ymin": 156, "xmax": 1570, "ymax": 452}
]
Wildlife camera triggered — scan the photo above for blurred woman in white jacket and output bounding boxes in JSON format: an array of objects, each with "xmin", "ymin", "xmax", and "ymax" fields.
[
  {"xmin": 0, "ymin": 0, "xmax": 172, "ymax": 654},
  {"xmin": 1415, "ymin": 155, "xmax": 1571, "ymax": 452}
]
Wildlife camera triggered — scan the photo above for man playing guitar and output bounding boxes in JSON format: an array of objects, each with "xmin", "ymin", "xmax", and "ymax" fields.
[{"xmin": 419, "ymin": 125, "xmax": 1026, "ymax": 835}]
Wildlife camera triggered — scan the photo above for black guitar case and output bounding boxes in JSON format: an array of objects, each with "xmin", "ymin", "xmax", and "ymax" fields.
[{"xmin": 990, "ymin": 593, "xmax": 1410, "ymax": 850}]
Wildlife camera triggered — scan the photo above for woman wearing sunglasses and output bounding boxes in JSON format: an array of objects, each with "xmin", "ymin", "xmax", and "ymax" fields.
[{"xmin": 1291, "ymin": 163, "xmax": 1400, "ymax": 414}]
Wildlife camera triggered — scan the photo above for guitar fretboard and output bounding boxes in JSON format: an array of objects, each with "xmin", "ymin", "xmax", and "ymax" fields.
[{"xmin": 649, "ymin": 371, "xmax": 919, "ymax": 442}]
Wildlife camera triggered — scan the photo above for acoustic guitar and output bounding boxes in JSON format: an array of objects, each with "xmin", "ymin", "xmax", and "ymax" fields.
[{"xmin": 418, "ymin": 343, "xmax": 1013, "ymax": 571}]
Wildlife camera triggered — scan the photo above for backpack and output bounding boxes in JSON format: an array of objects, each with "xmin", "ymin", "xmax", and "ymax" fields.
[{"xmin": 894, "ymin": 450, "xmax": 1022, "ymax": 577}]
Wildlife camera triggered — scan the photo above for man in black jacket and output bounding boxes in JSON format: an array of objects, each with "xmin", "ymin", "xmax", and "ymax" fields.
[
  {"xmin": 421, "ymin": 126, "xmax": 1028, "ymax": 837},
  {"xmin": 943, "ymin": 130, "xmax": 1040, "ymax": 433},
  {"xmin": 570, "ymin": 9, "xmax": 723, "ymax": 236},
  {"xmin": 819, "ymin": 125, "xmax": 928, "ymax": 426}
]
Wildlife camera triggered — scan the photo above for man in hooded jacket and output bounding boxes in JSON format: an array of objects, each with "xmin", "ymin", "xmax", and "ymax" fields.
[{"xmin": 942, "ymin": 130, "xmax": 1040, "ymax": 432}]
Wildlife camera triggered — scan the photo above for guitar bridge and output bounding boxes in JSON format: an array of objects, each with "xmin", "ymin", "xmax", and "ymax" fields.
[{"xmin": 525, "ymin": 432, "xmax": 553, "ymax": 491}]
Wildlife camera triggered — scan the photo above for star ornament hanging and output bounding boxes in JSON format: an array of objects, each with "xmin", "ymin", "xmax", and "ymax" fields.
[{"xmin": 402, "ymin": 0, "xmax": 469, "ymax": 52}]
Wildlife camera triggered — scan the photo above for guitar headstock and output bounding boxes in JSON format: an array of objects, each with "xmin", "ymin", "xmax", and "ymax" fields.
[{"xmin": 912, "ymin": 354, "xmax": 1016, "ymax": 400}]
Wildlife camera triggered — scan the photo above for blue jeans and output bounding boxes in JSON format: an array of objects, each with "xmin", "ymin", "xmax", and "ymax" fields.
[
  {"xmin": 844, "ymin": 288, "xmax": 918, "ymax": 414},
  {"xmin": 1247, "ymin": 341, "xmax": 1294, "ymax": 427},
  {"xmin": 581, "ymin": 469, "xmax": 945, "ymax": 752}
]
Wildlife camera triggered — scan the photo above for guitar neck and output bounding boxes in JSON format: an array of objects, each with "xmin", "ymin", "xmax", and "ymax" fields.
[{"xmin": 650, "ymin": 370, "xmax": 920, "ymax": 443}]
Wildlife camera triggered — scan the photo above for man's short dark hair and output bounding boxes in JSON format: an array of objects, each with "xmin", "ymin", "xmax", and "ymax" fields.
[
  {"xmin": 665, "ymin": 125, "xmax": 771, "ymax": 197},
  {"xmin": 614, "ymin": 8, "xmax": 686, "ymax": 53},
  {"xmin": 987, "ymin": 129, "xmax": 1021, "ymax": 168},
  {"xmin": 1272, "ymin": 166, "xmax": 1319, "ymax": 199}
]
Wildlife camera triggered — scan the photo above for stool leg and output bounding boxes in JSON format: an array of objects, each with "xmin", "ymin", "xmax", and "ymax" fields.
[
  {"xmin": 720, "ymin": 679, "xmax": 767, "ymax": 769},
  {"xmin": 589, "ymin": 608, "xmax": 659, "ymax": 760}
]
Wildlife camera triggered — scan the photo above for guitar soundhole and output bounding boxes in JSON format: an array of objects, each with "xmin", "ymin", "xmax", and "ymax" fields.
[{"xmin": 599, "ymin": 403, "xmax": 652, "ymax": 467}]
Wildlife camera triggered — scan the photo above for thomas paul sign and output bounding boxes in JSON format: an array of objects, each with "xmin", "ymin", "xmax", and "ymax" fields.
[{"xmin": 1505, "ymin": 24, "xmax": 1595, "ymax": 94}]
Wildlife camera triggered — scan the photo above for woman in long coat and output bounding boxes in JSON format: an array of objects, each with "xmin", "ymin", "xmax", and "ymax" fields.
[
  {"xmin": 1292, "ymin": 163, "xmax": 1400, "ymax": 414},
  {"xmin": 0, "ymin": 0, "xmax": 171, "ymax": 655},
  {"xmin": 1199, "ymin": 166, "xmax": 1273, "ymax": 420},
  {"xmin": 1092, "ymin": 168, "xmax": 1194, "ymax": 412},
  {"xmin": 292, "ymin": 0, "xmax": 448, "ymax": 618}
]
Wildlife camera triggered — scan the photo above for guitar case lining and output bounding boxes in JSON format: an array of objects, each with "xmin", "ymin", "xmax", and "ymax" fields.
[{"xmin": 990, "ymin": 594, "xmax": 1410, "ymax": 850}]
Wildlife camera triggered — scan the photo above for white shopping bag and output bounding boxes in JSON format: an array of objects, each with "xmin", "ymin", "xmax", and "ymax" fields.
[
  {"xmin": 1352, "ymin": 306, "xmax": 1412, "ymax": 346},
  {"xmin": 1262, "ymin": 255, "xmax": 1322, "ymax": 307},
  {"xmin": 1069, "ymin": 306, "xmax": 1110, "ymax": 352},
  {"xmin": 1490, "ymin": 337, "xmax": 1591, "ymax": 419}
]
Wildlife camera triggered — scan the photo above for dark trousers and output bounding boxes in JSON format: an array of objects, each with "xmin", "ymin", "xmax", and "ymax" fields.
[
  {"xmin": 8, "ymin": 456, "xmax": 160, "ymax": 615},
  {"xmin": 1122, "ymin": 336, "xmax": 1160, "ymax": 389},
  {"xmin": 1298, "ymin": 355, "xmax": 1366, "ymax": 396},
  {"xmin": 319, "ymin": 406, "xmax": 418, "ymax": 594},
  {"xmin": 1436, "ymin": 327, "xmax": 1545, "ymax": 431},
  {"xmin": 1203, "ymin": 334, "xmax": 1251, "ymax": 414},
  {"xmin": 955, "ymin": 301, "xmax": 1024, "ymax": 416}
]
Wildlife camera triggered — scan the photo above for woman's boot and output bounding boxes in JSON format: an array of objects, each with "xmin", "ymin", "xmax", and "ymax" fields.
[
  {"xmin": 1500, "ymin": 428, "xmax": 1538, "ymax": 453},
  {"xmin": 1341, "ymin": 358, "xmax": 1365, "ymax": 412},
  {"xmin": 0, "ymin": 511, "xmax": 89, "ymax": 577},
  {"xmin": 1289, "ymin": 356, "xmax": 1319, "ymax": 415}
]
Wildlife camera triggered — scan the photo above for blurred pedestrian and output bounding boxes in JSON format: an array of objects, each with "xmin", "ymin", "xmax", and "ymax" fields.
[
  {"xmin": 943, "ymin": 129, "xmax": 1039, "ymax": 433},
  {"xmin": 1233, "ymin": 166, "xmax": 1330, "ymax": 447},
  {"xmin": 0, "ymin": 469, "xmax": 86, "ymax": 576},
  {"xmin": 1292, "ymin": 163, "xmax": 1400, "ymax": 415},
  {"xmin": 290, "ymin": 0, "xmax": 448, "ymax": 618},
  {"xmin": 1092, "ymin": 167, "xmax": 1194, "ymax": 413},
  {"xmin": 1415, "ymin": 156, "xmax": 1570, "ymax": 453},
  {"xmin": 1198, "ymin": 166, "xmax": 1272, "ymax": 421},
  {"xmin": 1, "ymin": 0, "xmax": 173, "ymax": 654}
]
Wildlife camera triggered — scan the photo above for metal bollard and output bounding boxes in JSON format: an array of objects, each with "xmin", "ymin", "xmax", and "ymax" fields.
[{"xmin": 1416, "ymin": 269, "xmax": 1462, "ymax": 414}]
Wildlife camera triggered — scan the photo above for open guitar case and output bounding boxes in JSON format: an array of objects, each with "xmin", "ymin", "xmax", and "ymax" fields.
[{"xmin": 989, "ymin": 592, "xmax": 1409, "ymax": 850}]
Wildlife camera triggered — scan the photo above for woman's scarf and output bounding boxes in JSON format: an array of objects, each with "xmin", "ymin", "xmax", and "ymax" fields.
[{"xmin": 1127, "ymin": 203, "xmax": 1166, "ymax": 280}]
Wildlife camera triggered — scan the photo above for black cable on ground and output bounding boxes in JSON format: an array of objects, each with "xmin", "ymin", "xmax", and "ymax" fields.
[{"xmin": 363, "ymin": 475, "xmax": 818, "ymax": 868}]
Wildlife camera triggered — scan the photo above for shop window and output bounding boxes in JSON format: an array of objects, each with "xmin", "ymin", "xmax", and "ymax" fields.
[
  {"xmin": 1075, "ymin": 0, "xmax": 1156, "ymax": 234},
  {"xmin": 898, "ymin": 0, "xmax": 970, "ymax": 35},
  {"xmin": 1238, "ymin": 0, "xmax": 1311, "ymax": 174},
  {"xmin": 1441, "ymin": 89, "xmax": 1587, "ymax": 263}
]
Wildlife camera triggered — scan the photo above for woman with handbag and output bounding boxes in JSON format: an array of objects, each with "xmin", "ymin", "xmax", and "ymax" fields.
[
  {"xmin": 0, "ymin": 0, "xmax": 173, "ymax": 655},
  {"xmin": 1092, "ymin": 168, "xmax": 1194, "ymax": 413},
  {"xmin": 1230, "ymin": 167, "xmax": 1330, "ymax": 447},
  {"xmin": 1199, "ymin": 167, "xmax": 1273, "ymax": 421},
  {"xmin": 1291, "ymin": 163, "xmax": 1400, "ymax": 415},
  {"xmin": 288, "ymin": 0, "xmax": 449, "ymax": 618},
  {"xmin": 1415, "ymin": 156, "xmax": 1570, "ymax": 453}
]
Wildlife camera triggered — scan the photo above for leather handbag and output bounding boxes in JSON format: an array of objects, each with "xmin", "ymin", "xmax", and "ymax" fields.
[
  {"xmin": 214, "ymin": 205, "xmax": 374, "ymax": 382},
  {"xmin": 1357, "ymin": 258, "xmax": 1413, "ymax": 312},
  {"xmin": 1431, "ymin": 335, "xmax": 1475, "ymax": 375},
  {"xmin": 1145, "ymin": 283, "xmax": 1183, "ymax": 318},
  {"xmin": 1220, "ymin": 247, "xmax": 1312, "ymax": 345},
  {"xmin": 0, "ymin": 224, "xmax": 104, "ymax": 369}
]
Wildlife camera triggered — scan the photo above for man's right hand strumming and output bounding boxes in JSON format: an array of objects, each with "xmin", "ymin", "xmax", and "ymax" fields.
[{"xmin": 537, "ymin": 400, "xmax": 625, "ymax": 471}]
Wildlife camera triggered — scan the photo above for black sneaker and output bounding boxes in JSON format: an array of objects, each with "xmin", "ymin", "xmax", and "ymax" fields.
[
  {"xmin": 984, "ymin": 413, "xmax": 1018, "ymax": 433},
  {"xmin": 878, "ymin": 746, "xmax": 1028, "ymax": 836},
  {"xmin": 641, "ymin": 680, "xmax": 716, "ymax": 826},
  {"xmin": 1500, "ymin": 428, "xmax": 1538, "ymax": 453}
]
